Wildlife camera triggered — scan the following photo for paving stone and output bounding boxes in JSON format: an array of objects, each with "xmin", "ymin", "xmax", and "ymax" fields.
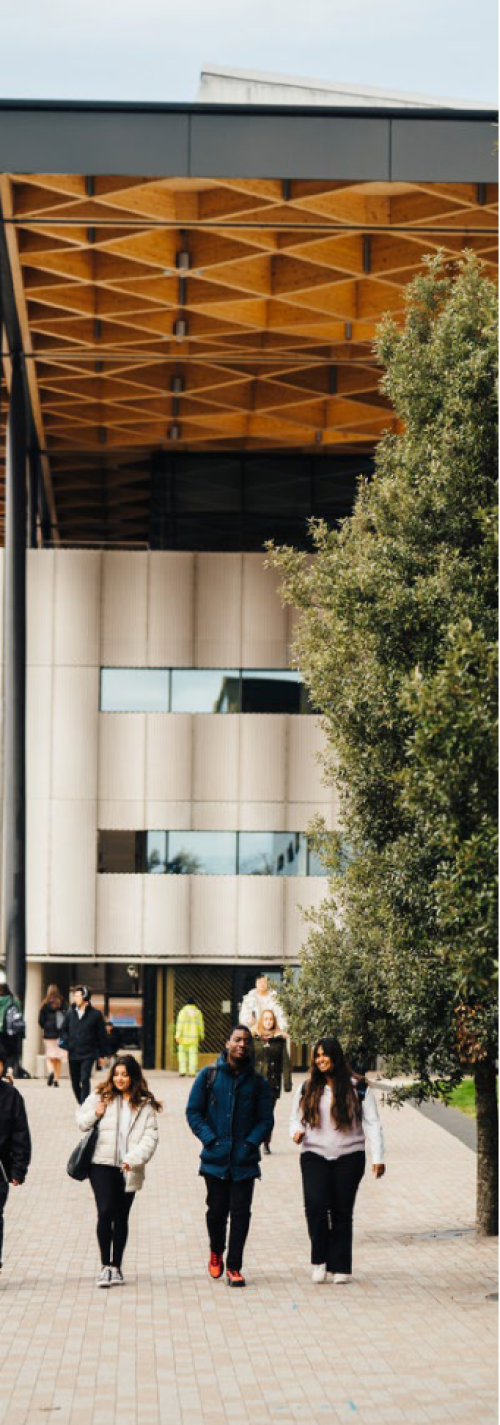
[{"xmin": 0, "ymin": 1073, "xmax": 496, "ymax": 1424}]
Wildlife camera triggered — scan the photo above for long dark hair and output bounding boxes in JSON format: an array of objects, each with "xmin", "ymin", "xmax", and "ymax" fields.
[
  {"xmin": 300, "ymin": 1036, "xmax": 362, "ymax": 1131},
  {"xmin": 96, "ymin": 1054, "xmax": 163, "ymax": 1112}
]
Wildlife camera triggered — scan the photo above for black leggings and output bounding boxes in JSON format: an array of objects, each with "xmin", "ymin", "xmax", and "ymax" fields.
[
  {"xmin": 300, "ymin": 1150, "xmax": 365, "ymax": 1274},
  {"xmin": 89, "ymin": 1166, "xmax": 135, "ymax": 1269}
]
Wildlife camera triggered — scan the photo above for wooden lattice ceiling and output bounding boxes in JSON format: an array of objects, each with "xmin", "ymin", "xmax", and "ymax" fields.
[{"xmin": 0, "ymin": 172, "xmax": 497, "ymax": 543}]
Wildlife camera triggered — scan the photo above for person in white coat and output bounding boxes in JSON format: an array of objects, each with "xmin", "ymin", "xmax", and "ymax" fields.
[
  {"xmin": 240, "ymin": 974, "xmax": 287, "ymax": 1033},
  {"xmin": 290, "ymin": 1035, "xmax": 385, "ymax": 1284},
  {"xmin": 77, "ymin": 1054, "xmax": 161, "ymax": 1287}
]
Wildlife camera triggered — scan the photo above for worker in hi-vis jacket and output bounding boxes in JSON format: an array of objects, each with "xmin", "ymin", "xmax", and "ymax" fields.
[{"xmin": 175, "ymin": 1003, "xmax": 205, "ymax": 1077}]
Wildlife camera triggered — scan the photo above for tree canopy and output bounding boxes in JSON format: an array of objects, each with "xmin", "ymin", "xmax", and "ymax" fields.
[{"xmin": 269, "ymin": 254, "xmax": 498, "ymax": 1231}]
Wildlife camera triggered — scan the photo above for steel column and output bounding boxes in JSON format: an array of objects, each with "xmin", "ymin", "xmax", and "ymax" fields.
[{"xmin": 3, "ymin": 354, "xmax": 27, "ymax": 1001}]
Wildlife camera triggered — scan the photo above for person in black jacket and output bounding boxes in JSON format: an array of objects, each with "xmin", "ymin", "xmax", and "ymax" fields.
[
  {"xmin": 0, "ymin": 1046, "xmax": 31, "ymax": 1270},
  {"xmin": 61, "ymin": 986, "xmax": 108, "ymax": 1104}
]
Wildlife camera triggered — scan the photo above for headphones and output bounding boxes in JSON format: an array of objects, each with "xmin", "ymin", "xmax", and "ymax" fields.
[{"xmin": 75, "ymin": 984, "xmax": 91, "ymax": 1002}]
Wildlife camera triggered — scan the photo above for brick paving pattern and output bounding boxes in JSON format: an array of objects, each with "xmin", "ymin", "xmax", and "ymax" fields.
[{"xmin": 0, "ymin": 1073, "xmax": 496, "ymax": 1425}]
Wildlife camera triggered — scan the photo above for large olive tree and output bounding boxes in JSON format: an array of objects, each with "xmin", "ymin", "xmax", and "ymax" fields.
[{"xmin": 270, "ymin": 255, "xmax": 498, "ymax": 1235}]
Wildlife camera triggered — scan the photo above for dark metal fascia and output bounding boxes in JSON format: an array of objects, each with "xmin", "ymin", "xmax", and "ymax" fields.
[{"xmin": 0, "ymin": 99, "xmax": 496, "ymax": 120}]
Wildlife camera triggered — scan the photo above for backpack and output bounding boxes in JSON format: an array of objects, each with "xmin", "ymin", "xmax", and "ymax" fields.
[
  {"xmin": 203, "ymin": 1063, "xmax": 262, "ymax": 1113},
  {"xmin": 5, "ymin": 1003, "xmax": 26, "ymax": 1039}
]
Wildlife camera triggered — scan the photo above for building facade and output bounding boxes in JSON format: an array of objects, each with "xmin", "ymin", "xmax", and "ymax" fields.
[
  {"xmin": 0, "ymin": 93, "xmax": 496, "ymax": 1071},
  {"xmin": 23, "ymin": 548, "xmax": 334, "ymax": 1069}
]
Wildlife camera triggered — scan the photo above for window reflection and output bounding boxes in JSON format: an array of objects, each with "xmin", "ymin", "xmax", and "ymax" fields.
[
  {"xmin": 98, "ymin": 830, "xmax": 332, "ymax": 876},
  {"xmin": 100, "ymin": 667, "xmax": 312, "ymax": 713},
  {"xmin": 307, "ymin": 842, "xmax": 327, "ymax": 877},
  {"xmin": 146, "ymin": 831, "xmax": 168, "ymax": 874},
  {"xmin": 165, "ymin": 831, "xmax": 237, "ymax": 875},
  {"xmin": 100, "ymin": 669, "xmax": 170, "ymax": 713},
  {"xmin": 241, "ymin": 670, "xmax": 311, "ymax": 715},
  {"xmin": 239, "ymin": 832, "xmax": 308, "ymax": 876},
  {"xmin": 171, "ymin": 669, "xmax": 239, "ymax": 714}
]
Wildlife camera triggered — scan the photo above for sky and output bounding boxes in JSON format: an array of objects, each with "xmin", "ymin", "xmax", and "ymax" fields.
[{"xmin": 0, "ymin": 0, "xmax": 497, "ymax": 104}]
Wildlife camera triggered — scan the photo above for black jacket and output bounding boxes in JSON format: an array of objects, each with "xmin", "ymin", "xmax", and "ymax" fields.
[
  {"xmin": 0, "ymin": 1081, "xmax": 31, "ymax": 1183},
  {"xmin": 38, "ymin": 1001, "xmax": 68, "ymax": 1040},
  {"xmin": 253, "ymin": 1035, "xmax": 292, "ymax": 1099},
  {"xmin": 61, "ymin": 1004, "xmax": 108, "ymax": 1060}
]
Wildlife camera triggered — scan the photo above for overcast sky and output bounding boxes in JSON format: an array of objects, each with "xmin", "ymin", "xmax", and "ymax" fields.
[{"xmin": 0, "ymin": 0, "xmax": 497, "ymax": 104}]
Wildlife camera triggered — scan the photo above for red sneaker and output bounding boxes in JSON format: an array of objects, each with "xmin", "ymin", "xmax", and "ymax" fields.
[
  {"xmin": 208, "ymin": 1252, "xmax": 224, "ymax": 1279},
  {"xmin": 226, "ymin": 1269, "xmax": 245, "ymax": 1287}
]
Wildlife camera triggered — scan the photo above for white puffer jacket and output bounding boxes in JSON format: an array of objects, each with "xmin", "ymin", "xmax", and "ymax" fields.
[{"xmin": 77, "ymin": 1092, "xmax": 159, "ymax": 1192}]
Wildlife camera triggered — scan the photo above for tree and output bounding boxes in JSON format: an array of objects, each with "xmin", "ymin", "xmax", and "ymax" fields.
[{"xmin": 269, "ymin": 254, "xmax": 498, "ymax": 1235}]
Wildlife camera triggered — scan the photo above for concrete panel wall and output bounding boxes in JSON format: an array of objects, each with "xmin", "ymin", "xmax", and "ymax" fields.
[
  {"xmin": 53, "ymin": 551, "xmax": 101, "ymax": 667},
  {"xmin": 241, "ymin": 555, "xmax": 289, "ymax": 667},
  {"xmin": 148, "ymin": 553, "xmax": 195, "ymax": 666},
  {"xmin": 49, "ymin": 800, "xmax": 97, "ymax": 955},
  {"xmin": 195, "ymin": 553, "xmax": 242, "ymax": 666},
  {"xmin": 98, "ymin": 714, "xmax": 146, "ymax": 807},
  {"xmin": 25, "ymin": 550, "xmax": 335, "ymax": 964},
  {"xmin": 101, "ymin": 553, "xmax": 148, "ymax": 666}
]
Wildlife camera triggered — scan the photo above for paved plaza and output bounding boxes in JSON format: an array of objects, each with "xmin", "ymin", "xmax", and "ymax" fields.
[{"xmin": 0, "ymin": 1073, "xmax": 496, "ymax": 1425}]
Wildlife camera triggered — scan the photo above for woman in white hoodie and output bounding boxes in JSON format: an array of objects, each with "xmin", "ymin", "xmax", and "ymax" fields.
[
  {"xmin": 77, "ymin": 1054, "xmax": 161, "ymax": 1288},
  {"xmin": 290, "ymin": 1036, "xmax": 385, "ymax": 1284}
]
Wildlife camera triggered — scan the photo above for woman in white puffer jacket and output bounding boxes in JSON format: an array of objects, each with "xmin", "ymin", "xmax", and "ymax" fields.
[{"xmin": 77, "ymin": 1054, "xmax": 162, "ymax": 1288}]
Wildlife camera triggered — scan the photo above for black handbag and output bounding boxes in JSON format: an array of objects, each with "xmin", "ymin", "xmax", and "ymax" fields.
[{"xmin": 67, "ymin": 1123, "xmax": 99, "ymax": 1182}]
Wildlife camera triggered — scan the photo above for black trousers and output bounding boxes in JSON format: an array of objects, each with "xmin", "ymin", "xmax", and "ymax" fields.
[
  {"xmin": 69, "ymin": 1056, "xmax": 95, "ymax": 1104},
  {"xmin": 0, "ymin": 1182, "xmax": 9, "ymax": 1266},
  {"xmin": 203, "ymin": 1174, "xmax": 255, "ymax": 1272},
  {"xmin": 89, "ymin": 1165, "xmax": 135, "ymax": 1269},
  {"xmin": 300, "ymin": 1150, "xmax": 365, "ymax": 1274}
]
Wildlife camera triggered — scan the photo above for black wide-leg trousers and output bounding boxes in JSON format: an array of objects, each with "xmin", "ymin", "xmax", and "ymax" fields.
[
  {"xmin": 300, "ymin": 1150, "xmax": 365, "ymax": 1275},
  {"xmin": 203, "ymin": 1174, "xmax": 255, "ymax": 1272}
]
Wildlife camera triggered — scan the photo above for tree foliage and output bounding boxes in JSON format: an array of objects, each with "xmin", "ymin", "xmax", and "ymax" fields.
[{"xmin": 269, "ymin": 255, "xmax": 498, "ymax": 1228}]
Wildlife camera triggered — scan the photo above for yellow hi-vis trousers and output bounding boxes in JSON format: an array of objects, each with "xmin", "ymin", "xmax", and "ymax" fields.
[{"xmin": 178, "ymin": 1043, "xmax": 199, "ymax": 1076}]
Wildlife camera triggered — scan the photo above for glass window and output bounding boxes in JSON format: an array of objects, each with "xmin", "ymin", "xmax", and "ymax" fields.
[
  {"xmin": 241, "ymin": 669, "xmax": 311, "ymax": 714},
  {"xmin": 166, "ymin": 831, "xmax": 237, "ymax": 875},
  {"xmin": 307, "ymin": 842, "xmax": 327, "ymax": 877},
  {"xmin": 306, "ymin": 838, "xmax": 349, "ymax": 875},
  {"xmin": 171, "ymin": 669, "xmax": 240, "ymax": 713},
  {"xmin": 146, "ymin": 831, "xmax": 168, "ymax": 874},
  {"xmin": 98, "ymin": 830, "xmax": 331, "ymax": 875},
  {"xmin": 238, "ymin": 832, "xmax": 308, "ymax": 876},
  {"xmin": 101, "ymin": 668, "xmax": 170, "ymax": 712},
  {"xmin": 98, "ymin": 831, "xmax": 145, "ymax": 873}
]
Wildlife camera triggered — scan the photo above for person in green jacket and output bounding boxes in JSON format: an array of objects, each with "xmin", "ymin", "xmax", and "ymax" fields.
[
  {"xmin": 175, "ymin": 1003, "xmax": 205, "ymax": 1077},
  {"xmin": 0, "ymin": 981, "xmax": 25, "ymax": 1080}
]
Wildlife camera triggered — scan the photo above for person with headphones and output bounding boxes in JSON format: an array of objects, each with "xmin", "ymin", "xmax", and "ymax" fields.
[{"xmin": 61, "ymin": 987, "xmax": 108, "ymax": 1104}]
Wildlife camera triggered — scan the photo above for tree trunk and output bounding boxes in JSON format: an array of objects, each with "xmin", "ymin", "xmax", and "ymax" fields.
[{"xmin": 475, "ymin": 1054, "xmax": 498, "ymax": 1236}]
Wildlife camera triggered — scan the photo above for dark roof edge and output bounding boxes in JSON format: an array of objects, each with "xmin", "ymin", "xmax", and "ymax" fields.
[{"xmin": 0, "ymin": 98, "xmax": 497, "ymax": 121}]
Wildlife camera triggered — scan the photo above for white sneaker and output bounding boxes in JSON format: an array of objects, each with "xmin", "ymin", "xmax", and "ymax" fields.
[
  {"xmin": 110, "ymin": 1267, "xmax": 124, "ymax": 1285},
  {"xmin": 311, "ymin": 1264, "xmax": 327, "ymax": 1283},
  {"xmin": 333, "ymin": 1273, "xmax": 351, "ymax": 1284},
  {"xmin": 97, "ymin": 1267, "xmax": 112, "ymax": 1288}
]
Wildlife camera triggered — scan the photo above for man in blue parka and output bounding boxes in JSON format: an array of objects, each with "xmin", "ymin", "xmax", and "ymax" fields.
[{"xmin": 186, "ymin": 1024, "xmax": 273, "ymax": 1287}]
